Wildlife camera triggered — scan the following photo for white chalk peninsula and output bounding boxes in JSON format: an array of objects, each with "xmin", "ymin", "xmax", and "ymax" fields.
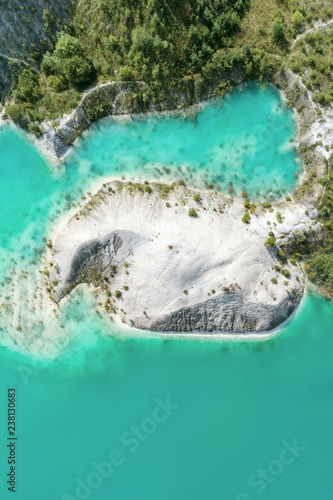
[{"xmin": 47, "ymin": 180, "xmax": 317, "ymax": 334}]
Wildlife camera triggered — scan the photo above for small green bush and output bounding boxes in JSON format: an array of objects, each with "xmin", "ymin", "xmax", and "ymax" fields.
[
  {"xmin": 277, "ymin": 249, "xmax": 285, "ymax": 258},
  {"xmin": 242, "ymin": 212, "xmax": 250, "ymax": 224},
  {"xmin": 188, "ymin": 208, "xmax": 197, "ymax": 217},
  {"xmin": 194, "ymin": 193, "xmax": 201, "ymax": 202},
  {"xmin": 271, "ymin": 277, "xmax": 278, "ymax": 284},
  {"xmin": 265, "ymin": 237, "xmax": 276, "ymax": 247},
  {"xmin": 262, "ymin": 202, "xmax": 271, "ymax": 209},
  {"xmin": 115, "ymin": 290, "xmax": 122, "ymax": 299},
  {"xmin": 277, "ymin": 249, "xmax": 286, "ymax": 260},
  {"xmin": 282, "ymin": 269, "xmax": 290, "ymax": 278}
]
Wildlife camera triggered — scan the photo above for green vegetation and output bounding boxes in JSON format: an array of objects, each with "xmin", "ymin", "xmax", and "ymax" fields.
[
  {"xmin": 242, "ymin": 212, "xmax": 250, "ymax": 224},
  {"xmin": 265, "ymin": 236, "xmax": 276, "ymax": 247},
  {"xmin": 262, "ymin": 202, "xmax": 271, "ymax": 209},
  {"xmin": 5, "ymin": 0, "xmax": 333, "ymax": 136},
  {"xmin": 3, "ymin": 0, "xmax": 333, "ymax": 299},
  {"xmin": 243, "ymin": 200, "xmax": 256, "ymax": 213},
  {"xmin": 270, "ymin": 10, "xmax": 286, "ymax": 45},
  {"xmin": 271, "ymin": 277, "xmax": 278, "ymax": 284},
  {"xmin": 305, "ymin": 164, "xmax": 333, "ymax": 290},
  {"xmin": 277, "ymin": 248, "xmax": 286, "ymax": 260},
  {"xmin": 115, "ymin": 290, "xmax": 122, "ymax": 298},
  {"xmin": 73, "ymin": 0, "xmax": 249, "ymax": 84},
  {"xmin": 276, "ymin": 212, "xmax": 284, "ymax": 223},
  {"xmin": 289, "ymin": 27, "xmax": 333, "ymax": 106},
  {"xmin": 41, "ymin": 32, "xmax": 95, "ymax": 89}
]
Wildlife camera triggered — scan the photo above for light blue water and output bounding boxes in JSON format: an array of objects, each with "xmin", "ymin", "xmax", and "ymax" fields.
[
  {"xmin": 0, "ymin": 83, "xmax": 332, "ymax": 500},
  {"xmin": 68, "ymin": 83, "xmax": 300, "ymax": 201},
  {"xmin": 0, "ymin": 294, "xmax": 333, "ymax": 500}
]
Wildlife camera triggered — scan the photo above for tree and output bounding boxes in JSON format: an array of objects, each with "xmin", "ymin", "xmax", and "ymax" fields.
[
  {"xmin": 270, "ymin": 15, "xmax": 286, "ymax": 44},
  {"xmin": 291, "ymin": 11, "xmax": 304, "ymax": 31},
  {"xmin": 54, "ymin": 32, "xmax": 84, "ymax": 59},
  {"xmin": 118, "ymin": 65, "xmax": 134, "ymax": 81},
  {"xmin": 62, "ymin": 56, "xmax": 95, "ymax": 85},
  {"xmin": 13, "ymin": 68, "xmax": 40, "ymax": 103},
  {"xmin": 41, "ymin": 32, "xmax": 95, "ymax": 88}
]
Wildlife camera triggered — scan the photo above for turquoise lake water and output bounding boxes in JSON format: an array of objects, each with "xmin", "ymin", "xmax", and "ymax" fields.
[{"xmin": 0, "ymin": 83, "xmax": 332, "ymax": 499}]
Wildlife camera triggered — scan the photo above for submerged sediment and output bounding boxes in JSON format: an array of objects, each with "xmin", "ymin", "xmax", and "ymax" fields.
[{"xmin": 48, "ymin": 181, "xmax": 315, "ymax": 334}]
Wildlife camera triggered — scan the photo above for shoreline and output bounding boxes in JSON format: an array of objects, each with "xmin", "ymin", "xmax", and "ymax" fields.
[
  {"xmin": 3, "ymin": 75, "xmax": 329, "ymax": 206},
  {"xmin": 49, "ymin": 179, "xmax": 311, "ymax": 336},
  {"xmin": 108, "ymin": 288, "xmax": 310, "ymax": 343},
  {"xmin": 0, "ymin": 80, "xmax": 330, "ymax": 357},
  {"xmin": 0, "ymin": 290, "xmax": 311, "ymax": 366}
]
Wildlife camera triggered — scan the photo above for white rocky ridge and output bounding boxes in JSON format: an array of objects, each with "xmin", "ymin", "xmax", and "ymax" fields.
[{"xmin": 49, "ymin": 181, "xmax": 316, "ymax": 334}]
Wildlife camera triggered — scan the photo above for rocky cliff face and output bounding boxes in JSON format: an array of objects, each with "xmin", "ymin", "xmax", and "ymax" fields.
[
  {"xmin": 39, "ymin": 81, "xmax": 152, "ymax": 158},
  {"xmin": 0, "ymin": 0, "xmax": 73, "ymax": 101},
  {"xmin": 48, "ymin": 181, "xmax": 312, "ymax": 335},
  {"xmin": 147, "ymin": 287, "xmax": 301, "ymax": 333},
  {"xmin": 38, "ymin": 70, "xmax": 244, "ymax": 159}
]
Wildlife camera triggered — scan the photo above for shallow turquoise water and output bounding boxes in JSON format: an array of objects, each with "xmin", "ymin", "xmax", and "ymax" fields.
[
  {"xmin": 68, "ymin": 82, "xmax": 300, "ymax": 200},
  {"xmin": 0, "ymin": 294, "xmax": 333, "ymax": 500},
  {"xmin": 0, "ymin": 83, "xmax": 332, "ymax": 499}
]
